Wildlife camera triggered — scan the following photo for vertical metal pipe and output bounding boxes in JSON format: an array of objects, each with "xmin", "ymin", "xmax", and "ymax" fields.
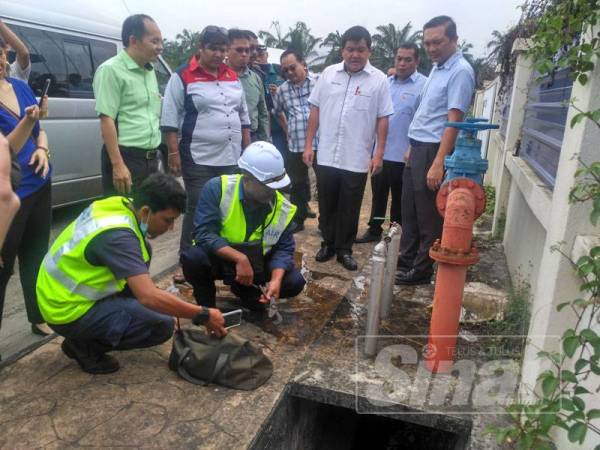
[
  {"xmin": 365, "ymin": 241, "xmax": 387, "ymax": 356},
  {"xmin": 380, "ymin": 223, "xmax": 402, "ymax": 319}
]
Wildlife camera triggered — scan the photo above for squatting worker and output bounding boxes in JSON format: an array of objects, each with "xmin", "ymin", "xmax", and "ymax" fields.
[
  {"xmin": 181, "ymin": 141, "xmax": 305, "ymax": 316},
  {"xmin": 396, "ymin": 16, "xmax": 475, "ymax": 286},
  {"xmin": 93, "ymin": 14, "xmax": 164, "ymax": 196},
  {"xmin": 303, "ymin": 26, "xmax": 393, "ymax": 271},
  {"xmin": 161, "ymin": 25, "xmax": 251, "ymax": 284},
  {"xmin": 36, "ymin": 174, "xmax": 227, "ymax": 375}
]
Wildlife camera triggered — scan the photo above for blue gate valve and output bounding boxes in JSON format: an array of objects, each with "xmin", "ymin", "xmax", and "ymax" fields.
[{"xmin": 443, "ymin": 119, "xmax": 499, "ymax": 185}]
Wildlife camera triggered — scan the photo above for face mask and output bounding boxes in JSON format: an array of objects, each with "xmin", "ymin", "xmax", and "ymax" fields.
[{"xmin": 140, "ymin": 212, "xmax": 150, "ymax": 236}]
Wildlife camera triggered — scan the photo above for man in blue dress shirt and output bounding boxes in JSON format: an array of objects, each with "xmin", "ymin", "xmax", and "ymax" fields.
[
  {"xmin": 396, "ymin": 16, "xmax": 475, "ymax": 285},
  {"xmin": 356, "ymin": 43, "xmax": 426, "ymax": 243}
]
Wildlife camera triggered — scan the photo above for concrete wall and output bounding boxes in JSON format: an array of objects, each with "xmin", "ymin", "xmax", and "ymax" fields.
[{"xmin": 490, "ymin": 36, "xmax": 600, "ymax": 449}]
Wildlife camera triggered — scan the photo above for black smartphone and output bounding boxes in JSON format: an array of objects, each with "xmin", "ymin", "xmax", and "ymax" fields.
[{"xmin": 38, "ymin": 78, "xmax": 51, "ymax": 107}]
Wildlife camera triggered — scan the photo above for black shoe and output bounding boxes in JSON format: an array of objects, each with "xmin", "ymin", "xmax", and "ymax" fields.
[
  {"xmin": 315, "ymin": 243, "xmax": 336, "ymax": 262},
  {"xmin": 354, "ymin": 230, "xmax": 382, "ymax": 244},
  {"xmin": 61, "ymin": 339, "xmax": 120, "ymax": 374},
  {"xmin": 306, "ymin": 207, "xmax": 317, "ymax": 219},
  {"xmin": 337, "ymin": 254, "xmax": 358, "ymax": 271},
  {"xmin": 395, "ymin": 269, "xmax": 432, "ymax": 286}
]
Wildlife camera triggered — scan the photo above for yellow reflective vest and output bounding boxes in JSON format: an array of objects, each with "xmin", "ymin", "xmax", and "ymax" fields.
[
  {"xmin": 219, "ymin": 175, "xmax": 296, "ymax": 253},
  {"xmin": 36, "ymin": 197, "xmax": 150, "ymax": 325}
]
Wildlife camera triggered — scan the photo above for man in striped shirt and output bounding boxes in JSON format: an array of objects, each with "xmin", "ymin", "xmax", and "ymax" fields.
[{"xmin": 272, "ymin": 49, "xmax": 318, "ymax": 232}]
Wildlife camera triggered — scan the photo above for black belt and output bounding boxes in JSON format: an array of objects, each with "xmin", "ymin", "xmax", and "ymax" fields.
[{"xmin": 119, "ymin": 146, "xmax": 159, "ymax": 160}]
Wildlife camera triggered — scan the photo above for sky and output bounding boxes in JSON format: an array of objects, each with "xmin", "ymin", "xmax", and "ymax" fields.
[
  {"xmin": 10, "ymin": 0, "xmax": 524, "ymax": 58},
  {"xmin": 119, "ymin": 0, "xmax": 524, "ymax": 57}
]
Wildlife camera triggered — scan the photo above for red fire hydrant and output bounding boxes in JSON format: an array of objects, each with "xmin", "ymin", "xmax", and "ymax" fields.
[{"xmin": 424, "ymin": 120, "xmax": 497, "ymax": 373}]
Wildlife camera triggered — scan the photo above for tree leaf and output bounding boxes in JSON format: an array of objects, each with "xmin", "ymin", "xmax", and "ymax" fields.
[
  {"xmin": 575, "ymin": 359, "xmax": 589, "ymax": 374},
  {"xmin": 575, "ymin": 385, "xmax": 590, "ymax": 395},
  {"xmin": 563, "ymin": 336, "xmax": 580, "ymax": 358},
  {"xmin": 568, "ymin": 422, "xmax": 587, "ymax": 444},
  {"xmin": 561, "ymin": 369, "xmax": 578, "ymax": 383},
  {"xmin": 588, "ymin": 409, "xmax": 600, "ymax": 420},
  {"xmin": 581, "ymin": 329, "xmax": 599, "ymax": 343},
  {"xmin": 542, "ymin": 376, "xmax": 558, "ymax": 397},
  {"xmin": 573, "ymin": 396, "xmax": 586, "ymax": 411}
]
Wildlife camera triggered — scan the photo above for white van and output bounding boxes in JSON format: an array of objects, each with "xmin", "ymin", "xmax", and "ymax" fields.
[{"xmin": 1, "ymin": 1, "xmax": 172, "ymax": 207}]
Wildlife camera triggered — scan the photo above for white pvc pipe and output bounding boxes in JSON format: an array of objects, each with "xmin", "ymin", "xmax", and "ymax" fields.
[
  {"xmin": 365, "ymin": 241, "xmax": 386, "ymax": 356},
  {"xmin": 380, "ymin": 223, "xmax": 402, "ymax": 319}
]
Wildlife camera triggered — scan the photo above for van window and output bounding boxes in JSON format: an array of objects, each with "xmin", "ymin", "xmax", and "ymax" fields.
[
  {"xmin": 91, "ymin": 40, "xmax": 118, "ymax": 70},
  {"xmin": 64, "ymin": 40, "xmax": 94, "ymax": 98},
  {"xmin": 10, "ymin": 24, "xmax": 117, "ymax": 99},
  {"xmin": 11, "ymin": 24, "xmax": 69, "ymax": 97}
]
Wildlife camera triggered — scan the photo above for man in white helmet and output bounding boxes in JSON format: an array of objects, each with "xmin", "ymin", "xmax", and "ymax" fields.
[{"xmin": 181, "ymin": 141, "xmax": 305, "ymax": 314}]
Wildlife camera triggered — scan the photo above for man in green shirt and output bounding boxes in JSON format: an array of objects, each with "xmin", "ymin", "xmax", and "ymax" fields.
[
  {"xmin": 93, "ymin": 14, "xmax": 163, "ymax": 196},
  {"xmin": 227, "ymin": 29, "xmax": 270, "ymax": 142}
]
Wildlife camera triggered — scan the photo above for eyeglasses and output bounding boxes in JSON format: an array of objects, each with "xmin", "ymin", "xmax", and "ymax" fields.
[{"xmin": 233, "ymin": 47, "xmax": 251, "ymax": 54}]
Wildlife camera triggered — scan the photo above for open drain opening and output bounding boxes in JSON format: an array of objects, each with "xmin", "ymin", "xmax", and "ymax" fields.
[{"xmin": 252, "ymin": 393, "xmax": 468, "ymax": 450}]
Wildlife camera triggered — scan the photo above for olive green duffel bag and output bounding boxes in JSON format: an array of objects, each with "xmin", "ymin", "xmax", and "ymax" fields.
[{"xmin": 168, "ymin": 326, "xmax": 273, "ymax": 390}]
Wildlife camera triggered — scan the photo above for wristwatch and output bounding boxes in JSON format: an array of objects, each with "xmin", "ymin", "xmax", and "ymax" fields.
[{"xmin": 192, "ymin": 308, "xmax": 210, "ymax": 326}]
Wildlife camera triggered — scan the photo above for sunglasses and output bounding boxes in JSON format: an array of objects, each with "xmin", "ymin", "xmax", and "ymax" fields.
[{"xmin": 233, "ymin": 47, "xmax": 251, "ymax": 54}]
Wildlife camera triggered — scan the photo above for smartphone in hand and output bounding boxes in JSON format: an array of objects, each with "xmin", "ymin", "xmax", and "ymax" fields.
[
  {"xmin": 222, "ymin": 309, "xmax": 243, "ymax": 329},
  {"xmin": 38, "ymin": 78, "xmax": 51, "ymax": 107}
]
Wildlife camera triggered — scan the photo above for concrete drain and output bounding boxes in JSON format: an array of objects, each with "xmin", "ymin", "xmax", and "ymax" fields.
[{"xmin": 251, "ymin": 393, "xmax": 468, "ymax": 450}]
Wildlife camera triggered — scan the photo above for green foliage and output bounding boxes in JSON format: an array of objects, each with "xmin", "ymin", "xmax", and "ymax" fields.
[
  {"xmin": 258, "ymin": 21, "xmax": 321, "ymax": 61},
  {"xmin": 487, "ymin": 1, "xmax": 600, "ymax": 448},
  {"xmin": 162, "ymin": 29, "xmax": 202, "ymax": 69}
]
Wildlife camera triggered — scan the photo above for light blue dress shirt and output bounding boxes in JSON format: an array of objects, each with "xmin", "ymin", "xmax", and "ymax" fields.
[
  {"xmin": 408, "ymin": 51, "xmax": 475, "ymax": 143},
  {"xmin": 384, "ymin": 71, "xmax": 427, "ymax": 162}
]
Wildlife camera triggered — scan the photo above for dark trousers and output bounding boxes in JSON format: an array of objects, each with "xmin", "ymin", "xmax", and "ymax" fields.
[
  {"xmin": 316, "ymin": 165, "xmax": 367, "ymax": 255},
  {"xmin": 397, "ymin": 140, "xmax": 444, "ymax": 277},
  {"xmin": 180, "ymin": 246, "xmax": 306, "ymax": 308},
  {"xmin": 101, "ymin": 145, "xmax": 159, "ymax": 196},
  {"xmin": 180, "ymin": 164, "xmax": 238, "ymax": 254},
  {"xmin": 0, "ymin": 182, "xmax": 51, "ymax": 327},
  {"xmin": 50, "ymin": 296, "xmax": 174, "ymax": 356},
  {"xmin": 281, "ymin": 148, "xmax": 312, "ymax": 223},
  {"xmin": 367, "ymin": 160, "xmax": 405, "ymax": 235}
]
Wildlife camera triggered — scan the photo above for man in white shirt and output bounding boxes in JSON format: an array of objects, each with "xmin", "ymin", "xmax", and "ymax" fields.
[
  {"xmin": 0, "ymin": 19, "xmax": 31, "ymax": 82},
  {"xmin": 303, "ymin": 26, "xmax": 393, "ymax": 271}
]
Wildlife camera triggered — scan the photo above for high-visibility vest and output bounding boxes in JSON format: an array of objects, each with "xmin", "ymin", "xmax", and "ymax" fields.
[
  {"xmin": 219, "ymin": 174, "xmax": 296, "ymax": 254},
  {"xmin": 36, "ymin": 197, "xmax": 150, "ymax": 325}
]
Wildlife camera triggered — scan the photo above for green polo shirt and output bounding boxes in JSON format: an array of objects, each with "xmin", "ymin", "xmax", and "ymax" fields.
[
  {"xmin": 239, "ymin": 68, "xmax": 269, "ymax": 140},
  {"xmin": 93, "ymin": 50, "xmax": 161, "ymax": 150}
]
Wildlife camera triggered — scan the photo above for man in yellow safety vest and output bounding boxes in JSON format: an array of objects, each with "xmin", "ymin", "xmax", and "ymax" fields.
[
  {"xmin": 36, "ymin": 173, "xmax": 226, "ymax": 374},
  {"xmin": 181, "ymin": 141, "xmax": 305, "ymax": 316}
]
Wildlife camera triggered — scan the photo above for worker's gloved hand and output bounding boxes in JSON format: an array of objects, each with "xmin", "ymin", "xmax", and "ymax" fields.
[
  {"xmin": 235, "ymin": 255, "xmax": 254, "ymax": 286},
  {"xmin": 205, "ymin": 308, "xmax": 227, "ymax": 337}
]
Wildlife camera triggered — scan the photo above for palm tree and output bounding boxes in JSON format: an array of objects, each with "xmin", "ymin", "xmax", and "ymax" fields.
[
  {"xmin": 162, "ymin": 28, "xmax": 202, "ymax": 69},
  {"xmin": 371, "ymin": 23, "xmax": 421, "ymax": 71},
  {"xmin": 258, "ymin": 21, "xmax": 287, "ymax": 49},
  {"xmin": 321, "ymin": 31, "xmax": 343, "ymax": 63},
  {"xmin": 285, "ymin": 22, "xmax": 322, "ymax": 61}
]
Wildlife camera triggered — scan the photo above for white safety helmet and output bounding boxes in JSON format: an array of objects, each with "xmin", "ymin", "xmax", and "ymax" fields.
[{"xmin": 238, "ymin": 141, "xmax": 290, "ymax": 189}]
